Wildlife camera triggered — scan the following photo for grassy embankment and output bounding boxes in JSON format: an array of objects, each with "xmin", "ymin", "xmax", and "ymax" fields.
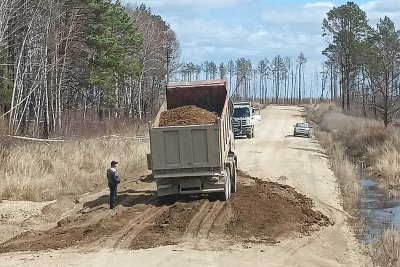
[
  {"xmin": 306, "ymin": 103, "xmax": 400, "ymax": 266},
  {"xmin": 0, "ymin": 120, "xmax": 149, "ymax": 201}
]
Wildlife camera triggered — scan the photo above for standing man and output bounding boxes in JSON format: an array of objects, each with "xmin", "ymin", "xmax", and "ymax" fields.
[{"xmin": 107, "ymin": 160, "xmax": 120, "ymax": 209}]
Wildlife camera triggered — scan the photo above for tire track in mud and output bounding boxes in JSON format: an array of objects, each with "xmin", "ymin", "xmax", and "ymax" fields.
[
  {"xmin": 183, "ymin": 201, "xmax": 213, "ymax": 239},
  {"xmin": 75, "ymin": 193, "xmax": 161, "ymax": 250},
  {"xmin": 78, "ymin": 193, "xmax": 156, "ymax": 229},
  {"xmin": 183, "ymin": 200, "xmax": 226, "ymax": 240},
  {"xmin": 129, "ymin": 199, "xmax": 207, "ymax": 250},
  {"xmin": 112, "ymin": 205, "xmax": 169, "ymax": 249},
  {"xmin": 126, "ymin": 199, "xmax": 229, "ymax": 250}
]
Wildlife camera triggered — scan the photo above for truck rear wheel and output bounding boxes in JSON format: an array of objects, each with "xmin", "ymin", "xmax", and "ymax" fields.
[
  {"xmin": 218, "ymin": 168, "xmax": 231, "ymax": 201},
  {"xmin": 231, "ymin": 164, "xmax": 237, "ymax": 193},
  {"xmin": 158, "ymin": 195, "xmax": 176, "ymax": 205}
]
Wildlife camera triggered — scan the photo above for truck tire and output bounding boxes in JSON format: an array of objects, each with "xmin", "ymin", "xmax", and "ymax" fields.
[
  {"xmin": 231, "ymin": 164, "xmax": 237, "ymax": 193},
  {"xmin": 247, "ymin": 132, "xmax": 252, "ymax": 139},
  {"xmin": 218, "ymin": 168, "xmax": 231, "ymax": 201},
  {"xmin": 158, "ymin": 195, "xmax": 176, "ymax": 205},
  {"xmin": 252, "ymin": 128, "xmax": 255, "ymax": 138}
]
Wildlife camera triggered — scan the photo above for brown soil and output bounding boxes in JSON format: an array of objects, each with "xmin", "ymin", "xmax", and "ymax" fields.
[
  {"xmin": 159, "ymin": 105, "xmax": 218, "ymax": 126},
  {"xmin": 130, "ymin": 200, "xmax": 205, "ymax": 249},
  {"xmin": 0, "ymin": 172, "xmax": 332, "ymax": 253},
  {"xmin": 227, "ymin": 171, "xmax": 332, "ymax": 243}
]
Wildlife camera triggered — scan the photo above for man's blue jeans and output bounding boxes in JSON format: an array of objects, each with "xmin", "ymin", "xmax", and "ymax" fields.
[{"xmin": 108, "ymin": 183, "xmax": 118, "ymax": 209}]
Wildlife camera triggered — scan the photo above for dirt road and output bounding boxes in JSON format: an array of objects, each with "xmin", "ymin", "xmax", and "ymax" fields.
[{"xmin": 0, "ymin": 106, "xmax": 369, "ymax": 266}]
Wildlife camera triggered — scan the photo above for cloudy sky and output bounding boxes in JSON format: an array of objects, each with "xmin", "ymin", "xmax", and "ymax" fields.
[{"xmin": 122, "ymin": 0, "xmax": 400, "ymax": 91}]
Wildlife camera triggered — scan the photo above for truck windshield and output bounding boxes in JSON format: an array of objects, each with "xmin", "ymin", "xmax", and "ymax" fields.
[{"xmin": 233, "ymin": 107, "xmax": 250, "ymax": 118}]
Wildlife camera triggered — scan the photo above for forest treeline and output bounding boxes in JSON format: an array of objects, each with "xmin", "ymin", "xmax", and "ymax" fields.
[
  {"xmin": 177, "ymin": 52, "xmax": 310, "ymax": 106},
  {"xmin": 177, "ymin": 2, "xmax": 400, "ymax": 127},
  {"xmin": 0, "ymin": 1, "xmax": 179, "ymax": 137},
  {"xmin": 1, "ymin": 1, "xmax": 400, "ymax": 138},
  {"xmin": 323, "ymin": 2, "xmax": 400, "ymax": 126}
]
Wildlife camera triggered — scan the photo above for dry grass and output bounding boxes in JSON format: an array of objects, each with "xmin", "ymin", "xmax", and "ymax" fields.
[
  {"xmin": 0, "ymin": 109, "xmax": 149, "ymax": 139},
  {"xmin": 0, "ymin": 118, "xmax": 7, "ymax": 134},
  {"xmin": 305, "ymin": 102, "xmax": 341, "ymax": 124},
  {"xmin": 368, "ymin": 227, "xmax": 400, "ymax": 267},
  {"xmin": 0, "ymin": 115, "xmax": 150, "ymax": 201},
  {"xmin": 308, "ymin": 106, "xmax": 396, "ymax": 204},
  {"xmin": 306, "ymin": 105, "xmax": 365, "ymax": 209},
  {"xmin": 314, "ymin": 129, "xmax": 361, "ymax": 210},
  {"xmin": 368, "ymin": 131, "xmax": 400, "ymax": 193},
  {"xmin": 60, "ymin": 116, "xmax": 149, "ymax": 139},
  {"xmin": 320, "ymin": 112, "xmax": 389, "ymax": 161},
  {"xmin": 317, "ymin": 111, "xmax": 400, "ymax": 192},
  {"xmin": 0, "ymin": 137, "xmax": 148, "ymax": 201},
  {"xmin": 307, "ymin": 104, "xmax": 400, "ymax": 264}
]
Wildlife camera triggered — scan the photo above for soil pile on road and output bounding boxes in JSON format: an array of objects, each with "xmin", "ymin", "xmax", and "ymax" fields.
[
  {"xmin": 227, "ymin": 171, "xmax": 332, "ymax": 243},
  {"xmin": 159, "ymin": 106, "xmax": 218, "ymax": 126},
  {"xmin": 0, "ymin": 198, "xmax": 151, "ymax": 253},
  {"xmin": 0, "ymin": 172, "xmax": 331, "ymax": 253}
]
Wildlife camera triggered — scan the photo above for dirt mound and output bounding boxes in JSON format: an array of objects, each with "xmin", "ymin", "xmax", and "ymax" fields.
[
  {"xmin": 0, "ymin": 206, "xmax": 146, "ymax": 253},
  {"xmin": 130, "ymin": 200, "xmax": 205, "ymax": 249},
  {"xmin": 0, "ymin": 172, "xmax": 331, "ymax": 253},
  {"xmin": 159, "ymin": 105, "xmax": 218, "ymax": 126},
  {"xmin": 227, "ymin": 171, "xmax": 332, "ymax": 243}
]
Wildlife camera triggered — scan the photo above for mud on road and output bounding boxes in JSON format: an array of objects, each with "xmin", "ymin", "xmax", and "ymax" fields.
[{"xmin": 0, "ymin": 172, "xmax": 331, "ymax": 253}]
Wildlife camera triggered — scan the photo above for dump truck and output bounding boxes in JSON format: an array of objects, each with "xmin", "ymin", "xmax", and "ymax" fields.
[
  {"xmin": 232, "ymin": 102, "xmax": 260, "ymax": 138},
  {"xmin": 147, "ymin": 80, "xmax": 237, "ymax": 204}
]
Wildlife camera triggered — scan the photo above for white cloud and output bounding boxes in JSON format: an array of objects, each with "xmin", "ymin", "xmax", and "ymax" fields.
[
  {"xmin": 360, "ymin": 0, "xmax": 400, "ymax": 26},
  {"xmin": 170, "ymin": 16, "xmax": 324, "ymax": 66},
  {"xmin": 124, "ymin": 0, "xmax": 255, "ymax": 13},
  {"xmin": 361, "ymin": 0, "xmax": 400, "ymax": 13},
  {"xmin": 261, "ymin": 2, "xmax": 332, "ymax": 27},
  {"xmin": 124, "ymin": 0, "xmax": 334, "ymax": 75},
  {"xmin": 305, "ymin": 2, "xmax": 335, "ymax": 9}
]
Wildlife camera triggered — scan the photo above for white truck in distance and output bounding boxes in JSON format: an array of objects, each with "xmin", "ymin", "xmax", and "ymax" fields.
[{"xmin": 232, "ymin": 102, "xmax": 261, "ymax": 139}]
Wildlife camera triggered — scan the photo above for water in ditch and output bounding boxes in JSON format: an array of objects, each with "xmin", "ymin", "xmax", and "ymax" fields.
[{"xmin": 360, "ymin": 177, "xmax": 400, "ymax": 243}]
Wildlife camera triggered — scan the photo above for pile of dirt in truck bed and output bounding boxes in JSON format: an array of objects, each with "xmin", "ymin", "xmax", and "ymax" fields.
[
  {"xmin": 0, "ymin": 172, "xmax": 332, "ymax": 253},
  {"xmin": 159, "ymin": 105, "xmax": 218, "ymax": 126}
]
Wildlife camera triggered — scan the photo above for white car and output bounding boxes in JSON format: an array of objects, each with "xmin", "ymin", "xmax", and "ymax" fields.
[{"xmin": 293, "ymin": 122, "xmax": 312, "ymax": 137}]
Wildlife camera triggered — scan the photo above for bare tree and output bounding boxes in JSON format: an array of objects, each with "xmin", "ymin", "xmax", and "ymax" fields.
[{"xmin": 296, "ymin": 52, "xmax": 307, "ymax": 103}]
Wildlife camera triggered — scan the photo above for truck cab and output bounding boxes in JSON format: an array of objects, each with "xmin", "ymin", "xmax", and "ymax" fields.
[{"xmin": 232, "ymin": 102, "xmax": 258, "ymax": 139}]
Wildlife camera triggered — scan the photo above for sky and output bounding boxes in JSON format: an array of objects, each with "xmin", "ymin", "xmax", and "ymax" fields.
[{"xmin": 122, "ymin": 0, "xmax": 400, "ymax": 95}]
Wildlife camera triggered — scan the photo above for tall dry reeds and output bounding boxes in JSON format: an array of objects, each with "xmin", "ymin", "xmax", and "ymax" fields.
[
  {"xmin": 369, "ymin": 227, "xmax": 400, "ymax": 267},
  {"xmin": 307, "ymin": 104, "xmax": 400, "ymax": 263},
  {"xmin": 307, "ymin": 105, "xmax": 363, "ymax": 209},
  {"xmin": 0, "ymin": 109, "xmax": 149, "ymax": 139},
  {"xmin": 368, "ymin": 130, "xmax": 400, "ymax": 194},
  {"xmin": 0, "ymin": 137, "xmax": 148, "ymax": 201},
  {"xmin": 316, "ymin": 110, "xmax": 400, "ymax": 193},
  {"xmin": 60, "ymin": 114, "xmax": 149, "ymax": 139},
  {"xmin": 313, "ymin": 130, "xmax": 361, "ymax": 210}
]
